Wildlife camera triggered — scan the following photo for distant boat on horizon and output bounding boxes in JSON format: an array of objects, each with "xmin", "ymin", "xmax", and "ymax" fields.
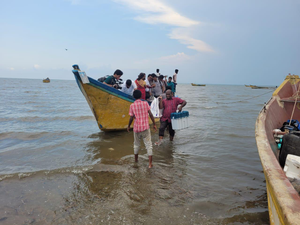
[
  {"xmin": 43, "ymin": 78, "xmax": 50, "ymax": 83},
  {"xmin": 191, "ymin": 83, "xmax": 206, "ymax": 86},
  {"xmin": 251, "ymin": 85, "xmax": 276, "ymax": 89}
]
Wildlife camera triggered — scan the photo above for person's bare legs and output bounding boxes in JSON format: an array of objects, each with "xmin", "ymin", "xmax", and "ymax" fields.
[
  {"xmin": 148, "ymin": 156, "xmax": 153, "ymax": 168},
  {"xmin": 155, "ymin": 136, "xmax": 163, "ymax": 145},
  {"xmin": 143, "ymin": 129, "xmax": 153, "ymax": 168},
  {"xmin": 134, "ymin": 132, "xmax": 140, "ymax": 163}
]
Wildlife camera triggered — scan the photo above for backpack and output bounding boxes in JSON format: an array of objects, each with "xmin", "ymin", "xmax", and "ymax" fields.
[
  {"xmin": 98, "ymin": 75, "xmax": 110, "ymax": 83},
  {"xmin": 287, "ymin": 119, "xmax": 300, "ymax": 130},
  {"xmin": 280, "ymin": 120, "xmax": 300, "ymax": 132}
]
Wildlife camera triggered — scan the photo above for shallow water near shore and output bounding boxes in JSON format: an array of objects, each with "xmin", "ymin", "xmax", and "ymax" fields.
[{"xmin": 0, "ymin": 78, "xmax": 273, "ymax": 224}]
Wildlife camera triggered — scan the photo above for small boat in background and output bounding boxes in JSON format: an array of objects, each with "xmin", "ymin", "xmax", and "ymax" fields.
[
  {"xmin": 43, "ymin": 78, "xmax": 50, "ymax": 83},
  {"xmin": 255, "ymin": 74, "xmax": 300, "ymax": 224},
  {"xmin": 245, "ymin": 84, "xmax": 254, "ymax": 87},
  {"xmin": 191, "ymin": 83, "xmax": 206, "ymax": 86},
  {"xmin": 251, "ymin": 85, "xmax": 275, "ymax": 89},
  {"xmin": 72, "ymin": 65, "xmax": 158, "ymax": 131}
]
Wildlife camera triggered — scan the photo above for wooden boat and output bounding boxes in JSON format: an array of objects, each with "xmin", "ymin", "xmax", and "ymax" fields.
[
  {"xmin": 191, "ymin": 83, "xmax": 206, "ymax": 86},
  {"xmin": 251, "ymin": 85, "xmax": 275, "ymax": 89},
  {"xmin": 72, "ymin": 65, "xmax": 158, "ymax": 131},
  {"xmin": 245, "ymin": 85, "xmax": 254, "ymax": 87},
  {"xmin": 255, "ymin": 74, "xmax": 300, "ymax": 224},
  {"xmin": 43, "ymin": 78, "xmax": 50, "ymax": 83}
]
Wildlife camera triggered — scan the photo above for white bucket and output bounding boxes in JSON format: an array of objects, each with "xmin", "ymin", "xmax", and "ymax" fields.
[{"xmin": 284, "ymin": 154, "xmax": 300, "ymax": 179}]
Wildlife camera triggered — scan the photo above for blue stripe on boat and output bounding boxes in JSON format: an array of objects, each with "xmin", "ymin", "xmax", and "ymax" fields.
[{"xmin": 73, "ymin": 70, "xmax": 135, "ymax": 102}]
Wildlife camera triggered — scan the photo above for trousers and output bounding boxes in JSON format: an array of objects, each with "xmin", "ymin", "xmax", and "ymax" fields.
[
  {"xmin": 159, "ymin": 120, "xmax": 175, "ymax": 137},
  {"xmin": 134, "ymin": 129, "xmax": 153, "ymax": 156}
]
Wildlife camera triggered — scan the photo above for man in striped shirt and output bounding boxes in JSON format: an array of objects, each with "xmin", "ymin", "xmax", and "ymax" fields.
[{"xmin": 127, "ymin": 90, "xmax": 157, "ymax": 168}]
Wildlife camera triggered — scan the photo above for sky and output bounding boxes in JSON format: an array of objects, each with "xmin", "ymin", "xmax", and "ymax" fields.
[{"xmin": 0, "ymin": 0, "xmax": 299, "ymax": 85}]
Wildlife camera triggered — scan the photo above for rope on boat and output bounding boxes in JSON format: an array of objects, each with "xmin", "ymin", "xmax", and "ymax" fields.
[{"xmin": 289, "ymin": 82, "xmax": 300, "ymax": 125}]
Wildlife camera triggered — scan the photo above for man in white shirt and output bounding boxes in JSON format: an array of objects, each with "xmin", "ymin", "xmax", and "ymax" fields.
[
  {"xmin": 156, "ymin": 69, "xmax": 160, "ymax": 77},
  {"xmin": 173, "ymin": 69, "xmax": 178, "ymax": 92},
  {"xmin": 145, "ymin": 74, "xmax": 154, "ymax": 100},
  {"xmin": 121, "ymin": 79, "xmax": 137, "ymax": 96}
]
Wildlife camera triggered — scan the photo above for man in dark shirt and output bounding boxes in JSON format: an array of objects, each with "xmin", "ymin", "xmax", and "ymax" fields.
[
  {"xmin": 156, "ymin": 90, "xmax": 187, "ymax": 145},
  {"xmin": 103, "ymin": 69, "xmax": 123, "ymax": 88},
  {"xmin": 167, "ymin": 76, "xmax": 175, "ymax": 94}
]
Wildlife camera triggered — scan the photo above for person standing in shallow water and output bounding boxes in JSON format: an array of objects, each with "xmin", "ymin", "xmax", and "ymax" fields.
[
  {"xmin": 156, "ymin": 90, "xmax": 186, "ymax": 145},
  {"xmin": 173, "ymin": 69, "xmax": 178, "ymax": 92},
  {"xmin": 127, "ymin": 90, "xmax": 157, "ymax": 168}
]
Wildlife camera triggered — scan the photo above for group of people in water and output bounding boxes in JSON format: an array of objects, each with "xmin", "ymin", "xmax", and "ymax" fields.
[
  {"xmin": 102, "ymin": 69, "xmax": 179, "ymax": 103},
  {"xmin": 100, "ymin": 68, "xmax": 186, "ymax": 168}
]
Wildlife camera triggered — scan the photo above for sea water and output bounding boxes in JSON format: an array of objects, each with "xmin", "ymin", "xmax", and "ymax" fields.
[{"xmin": 0, "ymin": 78, "xmax": 273, "ymax": 224}]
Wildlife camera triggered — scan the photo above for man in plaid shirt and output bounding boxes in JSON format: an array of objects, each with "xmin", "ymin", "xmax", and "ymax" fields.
[{"xmin": 127, "ymin": 90, "xmax": 157, "ymax": 168}]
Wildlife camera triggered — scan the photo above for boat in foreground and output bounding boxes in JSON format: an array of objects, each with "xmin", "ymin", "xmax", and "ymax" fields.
[
  {"xmin": 72, "ymin": 65, "xmax": 157, "ymax": 131},
  {"xmin": 191, "ymin": 83, "xmax": 206, "ymax": 86},
  {"xmin": 255, "ymin": 74, "xmax": 300, "ymax": 224}
]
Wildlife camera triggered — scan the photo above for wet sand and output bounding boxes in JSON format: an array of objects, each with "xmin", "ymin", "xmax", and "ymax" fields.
[{"xmin": 0, "ymin": 146, "xmax": 269, "ymax": 224}]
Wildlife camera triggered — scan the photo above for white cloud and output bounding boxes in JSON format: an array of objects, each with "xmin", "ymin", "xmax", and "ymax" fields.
[
  {"xmin": 160, "ymin": 52, "xmax": 191, "ymax": 61},
  {"xmin": 169, "ymin": 28, "xmax": 214, "ymax": 52},
  {"xmin": 114, "ymin": 0, "xmax": 213, "ymax": 52},
  {"xmin": 10, "ymin": 67, "xmax": 15, "ymax": 70},
  {"xmin": 116, "ymin": 0, "xmax": 198, "ymax": 27},
  {"xmin": 34, "ymin": 64, "xmax": 41, "ymax": 69}
]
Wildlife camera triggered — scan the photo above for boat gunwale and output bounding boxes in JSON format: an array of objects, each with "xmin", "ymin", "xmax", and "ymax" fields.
[
  {"xmin": 255, "ymin": 77, "xmax": 300, "ymax": 224},
  {"xmin": 73, "ymin": 70, "xmax": 135, "ymax": 102},
  {"xmin": 73, "ymin": 69, "xmax": 159, "ymax": 131}
]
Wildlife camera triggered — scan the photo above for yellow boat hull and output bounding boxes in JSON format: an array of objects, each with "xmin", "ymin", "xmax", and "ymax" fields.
[
  {"xmin": 191, "ymin": 83, "xmax": 206, "ymax": 86},
  {"xmin": 73, "ymin": 70, "xmax": 158, "ymax": 131}
]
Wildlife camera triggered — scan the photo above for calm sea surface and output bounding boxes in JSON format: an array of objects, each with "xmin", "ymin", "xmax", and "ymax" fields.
[{"xmin": 0, "ymin": 78, "xmax": 274, "ymax": 224}]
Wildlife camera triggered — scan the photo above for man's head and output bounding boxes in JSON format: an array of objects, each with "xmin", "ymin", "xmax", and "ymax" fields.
[
  {"xmin": 166, "ymin": 90, "xmax": 172, "ymax": 100},
  {"xmin": 152, "ymin": 74, "xmax": 157, "ymax": 81},
  {"xmin": 148, "ymin": 74, "xmax": 153, "ymax": 81},
  {"xmin": 156, "ymin": 69, "xmax": 159, "ymax": 73},
  {"xmin": 113, "ymin": 69, "xmax": 123, "ymax": 80},
  {"xmin": 175, "ymin": 69, "xmax": 178, "ymax": 74},
  {"xmin": 133, "ymin": 90, "xmax": 142, "ymax": 99},
  {"xmin": 158, "ymin": 75, "xmax": 164, "ymax": 80},
  {"xmin": 126, "ymin": 79, "xmax": 132, "ymax": 88},
  {"xmin": 168, "ymin": 76, "xmax": 172, "ymax": 82}
]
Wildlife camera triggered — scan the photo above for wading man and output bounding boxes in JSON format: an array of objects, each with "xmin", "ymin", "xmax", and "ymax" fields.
[
  {"xmin": 157, "ymin": 90, "xmax": 187, "ymax": 145},
  {"xmin": 127, "ymin": 90, "xmax": 157, "ymax": 168}
]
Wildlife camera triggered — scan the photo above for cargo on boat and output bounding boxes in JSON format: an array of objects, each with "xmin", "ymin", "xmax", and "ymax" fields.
[{"xmin": 255, "ymin": 74, "xmax": 300, "ymax": 224}]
